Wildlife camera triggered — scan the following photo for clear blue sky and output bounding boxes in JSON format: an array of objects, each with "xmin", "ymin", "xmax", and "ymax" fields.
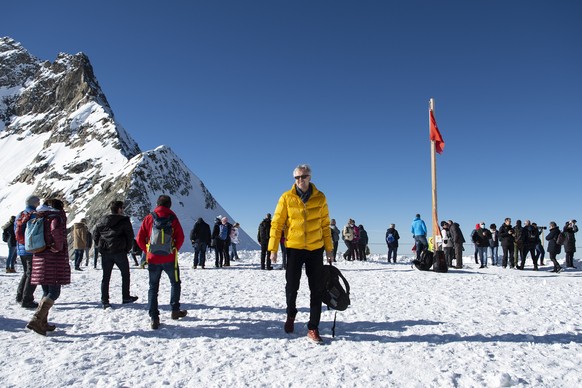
[{"xmin": 4, "ymin": 1, "xmax": 581, "ymax": 253}]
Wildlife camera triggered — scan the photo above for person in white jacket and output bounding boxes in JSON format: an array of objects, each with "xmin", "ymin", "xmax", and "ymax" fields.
[
  {"xmin": 230, "ymin": 223, "xmax": 240, "ymax": 260},
  {"xmin": 441, "ymin": 221, "xmax": 454, "ymax": 267}
]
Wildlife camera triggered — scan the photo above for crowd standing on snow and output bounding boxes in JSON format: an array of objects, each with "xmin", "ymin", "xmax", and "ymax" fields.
[{"xmin": 2, "ymin": 164, "xmax": 578, "ymax": 341}]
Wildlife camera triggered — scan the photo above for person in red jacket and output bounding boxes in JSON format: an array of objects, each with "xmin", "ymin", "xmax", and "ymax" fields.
[{"xmin": 136, "ymin": 195, "xmax": 186, "ymax": 330}]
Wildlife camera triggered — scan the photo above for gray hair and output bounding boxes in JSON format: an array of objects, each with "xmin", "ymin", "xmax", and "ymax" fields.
[{"xmin": 293, "ymin": 164, "xmax": 311, "ymax": 175}]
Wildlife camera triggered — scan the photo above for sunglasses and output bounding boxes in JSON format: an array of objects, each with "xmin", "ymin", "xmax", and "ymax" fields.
[{"xmin": 294, "ymin": 174, "xmax": 310, "ymax": 180}]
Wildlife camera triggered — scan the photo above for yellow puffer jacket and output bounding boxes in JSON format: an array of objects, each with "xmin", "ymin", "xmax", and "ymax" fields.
[{"xmin": 268, "ymin": 183, "xmax": 333, "ymax": 253}]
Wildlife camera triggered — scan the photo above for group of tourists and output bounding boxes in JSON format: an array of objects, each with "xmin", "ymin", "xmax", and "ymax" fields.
[
  {"xmin": 7, "ymin": 194, "xmax": 187, "ymax": 335},
  {"xmin": 3, "ymin": 163, "xmax": 578, "ymax": 345},
  {"xmin": 405, "ymin": 215, "xmax": 578, "ymax": 273},
  {"xmin": 339, "ymin": 219, "xmax": 369, "ymax": 261}
]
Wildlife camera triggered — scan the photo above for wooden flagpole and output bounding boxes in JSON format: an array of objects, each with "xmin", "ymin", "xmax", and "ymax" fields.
[{"xmin": 429, "ymin": 98, "xmax": 439, "ymax": 250}]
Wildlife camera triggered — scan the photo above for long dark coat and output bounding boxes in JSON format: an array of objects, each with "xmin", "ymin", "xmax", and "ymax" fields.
[
  {"xmin": 31, "ymin": 209, "xmax": 71, "ymax": 286},
  {"xmin": 563, "ymin": 224, "xmax": 578, "ymax": 253},
  {"xmin": 546, "ymin": 226, "xmax": 561, "ymax": 255}
]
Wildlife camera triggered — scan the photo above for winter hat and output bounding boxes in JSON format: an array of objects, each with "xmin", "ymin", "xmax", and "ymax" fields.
[
  {"xmin": 475, "ymin": 223, "xmax": 481, "ymax": 229},
  {"xmin": 26, "ymin": 195, "xmax": 40, "ymax": 207}
]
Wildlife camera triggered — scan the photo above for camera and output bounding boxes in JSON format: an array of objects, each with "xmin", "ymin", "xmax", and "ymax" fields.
[{"xmin": 539, "ymin": 226, "xmax": 547, "ymax": 230}]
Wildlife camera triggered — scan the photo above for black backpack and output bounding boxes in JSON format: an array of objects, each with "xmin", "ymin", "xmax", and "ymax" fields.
[
  {"xmin": 432, "ymin": 250, "xmax": 448, "ymax": 273},
  {"xmin": 412, "ymin": 250, "xmax": 434, "ymax": 271},
  {"xmin": 322, "ymin": 264, "xmax": 351, "ymax": 337},
  {"xmin": 322, "ymin": 265, "xmax": 350, "ymax": 311}
]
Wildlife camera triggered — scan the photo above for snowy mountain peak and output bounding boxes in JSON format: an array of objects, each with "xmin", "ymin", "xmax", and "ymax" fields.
[{"xmin": 0, "ymin": 37, "xmax": 258, "ymax": 250}]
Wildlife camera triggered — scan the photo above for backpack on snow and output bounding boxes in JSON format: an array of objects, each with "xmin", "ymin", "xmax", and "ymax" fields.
[
  {"xmin": 322, "ymin": 264, "xmax": 351, "ymax": 337},
  {"xmin": 432, "ymin": 250, "xmax": 448, "ymax": 273},
  {"xmin": 148, "ymin": 212, "xmax": 175, "ymax": 256}
]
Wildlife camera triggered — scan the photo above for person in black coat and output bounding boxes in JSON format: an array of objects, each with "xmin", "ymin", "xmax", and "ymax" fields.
[
  {"xmin": 545, "ymin": 222, "xmax": 562, "ymax": 273},
  {"xmin": 385, "ymin": 224, "xmax": 400, "ymax": 263},
  {"xmin": 448, "ymin": 220, "xmax": 465, "ymax": 269},
  {"xmin": 474, "ymin": 222, "xmax": 492, "ymax": 268},
  {"xmin": 563, "ymin": 220, "xmax": 578, "ymax": 268},
  {"xmin": 212, "ymin": 216, "xmax": 232, "ymax": 268},
  {"xmin": 257, "ymin": 214, "xmax": 272, "ymax": 270},
  {"xmin": 357, "ymin": 225, "xmax": 368, "ymax": 261},
  {"xmin": 190, "ymin": 218, "xmax": 211, "ymax": 269},
  {"xmin": 519, "ymin": 220, "xmax": 539, "ymax": 270},
  {"xmin": 498, "ymin": 218, "xmax": 515, "ymax": 268},
  {"xmin": 93, "ymin": 200, "xmax": 137, "ymax": 308}
]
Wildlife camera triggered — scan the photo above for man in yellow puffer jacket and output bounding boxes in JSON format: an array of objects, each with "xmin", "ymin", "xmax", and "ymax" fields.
[{"xmin": 269, "ymin": 164, "xmax": 333, "ymax": 345}]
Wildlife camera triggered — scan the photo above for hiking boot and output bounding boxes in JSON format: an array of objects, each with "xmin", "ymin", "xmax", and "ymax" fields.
[
  {"xmin": 171, "ymin": 310, "xmax": 187, "ymax": 320},
  {"xmin": 22, "ymin": 301, "xmax": 39, "ymax": 309},
  {"xmin": 307, "ymin": 329, "xmax": 324, "ymax": 345},
  {"xmin": 151, "ymin": 317, "xmax": 160, "ymax": 330},
  {"xmin": 122, "ymin": 296, "xmax": 138, "ymax": 304},
  {"xmin": 102, "ymin": 303, "xmax": 112, "ymax": 309},
  {"xmin": 75, "ymin": 267, "xmax": 83, "ymax": 271},
  {"xmin": 284, "ymin": 316, "xmax": 295, "ymax": 333}
]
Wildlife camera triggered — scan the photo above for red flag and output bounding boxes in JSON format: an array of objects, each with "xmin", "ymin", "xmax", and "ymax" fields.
[{"xmin": 429, "ymin": 110, "xmax": 445, "ymax": 154}]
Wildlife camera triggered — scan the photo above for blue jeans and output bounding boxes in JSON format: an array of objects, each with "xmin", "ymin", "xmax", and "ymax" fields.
[
  {"xmin": 414, "ymin": 235, "xmax": 428, "ymax": 259},
  {"xmin": 148, "ymin": 261, "xmax": 181, "ymax": 318},
  {"xmin": 6, "ymin": 245, "xmax": 17, "ymax": 269},
  {"xmin": 230, "ymin": 243, "xmax": 239, "ymax": 260},
  {"xmin": 478, "ymin": 246, "xmax": 488, "ymax": 266},
  {"xmin": 41, "ymin": 284, "xmax": 61, "ymax": 301},
  {"xmin": 489, "ymin": 246, "xmax": 499, "ymax": 265},
  {"xmin": 388, "ymin": 246, "xmax": 398, "ymax": 263},
  {"xmin": 193, "ymin": 242, "xmax": 207, "ymax": 267}
]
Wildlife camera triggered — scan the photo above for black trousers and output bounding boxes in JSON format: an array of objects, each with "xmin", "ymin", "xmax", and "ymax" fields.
[
  {"xmin": 17, "ymin": 254, "xmax": 36, "ymax": 304},
  {"xmin": 260, "ymin": 243, "xmax": 271, "ymax": 269},
  {"xmin": 101, "ymin": 252, "xmax": 131, "ymax": 303},
  {"xmin": 285, "ymin": 247, "xmax": 324, "ymax": 330},
  {"xmin": 502, "ymin": 244, "xmax": 514, "ymax": 267},
  {"xmin": 548, "ymin": 251, "xmax": 561, "ymax": 270}
]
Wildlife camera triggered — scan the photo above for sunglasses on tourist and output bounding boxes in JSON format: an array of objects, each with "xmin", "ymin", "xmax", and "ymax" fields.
[{"xmin": 294, "ymin": 174, "xmax": 310, "ymax": 180}]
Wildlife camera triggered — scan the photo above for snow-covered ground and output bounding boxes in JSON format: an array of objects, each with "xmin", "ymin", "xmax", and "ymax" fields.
[{"xmin": 1, "ymin": 250, "xmax": 581, "ymax": 387}]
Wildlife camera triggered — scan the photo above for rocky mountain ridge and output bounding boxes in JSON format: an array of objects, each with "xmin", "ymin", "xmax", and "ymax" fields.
[{"xmin": 0, "ymin": 37, "xmax": 258, "ymax": 250}]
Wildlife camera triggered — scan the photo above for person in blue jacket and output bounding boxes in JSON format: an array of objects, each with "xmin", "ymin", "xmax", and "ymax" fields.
[{"xmin": 411, "ymin": 214, "xmax": 428, "ymax": 260}]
